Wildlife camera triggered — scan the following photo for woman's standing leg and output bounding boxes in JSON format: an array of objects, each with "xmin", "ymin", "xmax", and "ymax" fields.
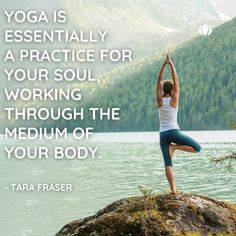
[
  {"xmin": 160, "ymin": 132, "xmax": 176, "ymax": 194},
  {"xmin": 165, "ymin": 166, "xmax": 176, "ymax": 194}
]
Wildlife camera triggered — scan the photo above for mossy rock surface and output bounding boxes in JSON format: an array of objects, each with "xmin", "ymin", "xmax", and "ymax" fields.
[{"xmin": 55, "ymin": 193, "xmax": 236, "ymax": 236}]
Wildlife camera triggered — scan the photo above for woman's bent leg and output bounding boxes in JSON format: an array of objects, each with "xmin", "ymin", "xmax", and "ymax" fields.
[
  {"xmin": 169, "ymin": 144, "xmax": 196, "ymax": 159},
  {"xmin": 169, "ymin": 130, "xmax": 201, "ymax": 158},
  {"xmin": 173, "ymin": 130, "xmax": 201, "ymax": 151}
]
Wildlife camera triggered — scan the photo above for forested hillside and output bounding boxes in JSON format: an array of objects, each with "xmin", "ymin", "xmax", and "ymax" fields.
[
  {"xmin": 77, "ymin": 17, "xmax": 236, "ymax": 132},
  {"xmin": 3, "ymin": 18, "xmax": 236, "ymax": 132}
]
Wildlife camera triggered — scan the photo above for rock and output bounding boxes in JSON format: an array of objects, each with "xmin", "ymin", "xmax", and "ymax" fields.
[{"xmin": 55, "ymin": 193, "xmax": 236, "ymax": 236}]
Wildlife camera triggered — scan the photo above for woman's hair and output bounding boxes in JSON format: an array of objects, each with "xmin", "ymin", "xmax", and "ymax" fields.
[{"xmin": 162, "ymin": 80, "xmax": 173, "ymax": 97}]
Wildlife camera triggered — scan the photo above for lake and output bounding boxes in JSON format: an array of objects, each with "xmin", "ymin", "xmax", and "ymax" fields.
[{"xmin": 0, "ymin": 131, "xmax": 235, "ymax": 236}]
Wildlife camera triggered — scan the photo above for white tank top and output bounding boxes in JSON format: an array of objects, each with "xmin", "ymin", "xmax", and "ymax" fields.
[{"xmin": 158, "ymin": 97, "xmax": 180, "ymax": 132}]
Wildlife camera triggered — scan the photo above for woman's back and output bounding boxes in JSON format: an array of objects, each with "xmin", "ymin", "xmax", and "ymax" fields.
[{"xmin": 158, "ymin": 96, "xmax": 179, "ymax": 132}]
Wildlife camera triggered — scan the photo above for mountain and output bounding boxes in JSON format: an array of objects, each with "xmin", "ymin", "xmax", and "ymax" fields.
[
  {"xmin": 0, "ymin": 0, "xmax": 230, "ymax": 94},
  {"xmin": 1, "ymin": 4, "xmax": 235, "ymax": 132},
  {"xmin": 1, "ymin": 0, "xmax": 229, "ymax": 107},
  {"xmin": 0, "ymin": 0, "xmax": 230, "ymax": 75},
  {"xmin": 4, "ymin": 17, "xmax": 235, "ymax": 132},
  {"xmin": 60, "ymin": 0, "xmax": 230, "ymax": 61},
  {"xmin": 64, "ymin": 17, "xmax": 235, "ymax": 132}
]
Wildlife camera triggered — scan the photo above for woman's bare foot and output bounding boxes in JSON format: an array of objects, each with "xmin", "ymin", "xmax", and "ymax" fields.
[
  {"xmin": 170, "ymin": 186, "xmax": 177, "ymax": 195},
  {"xmin": 169, "ymin": 144, "xmax": 176, "ymax": 160},
  {"xmin": 170, "ymin": 191, "xmax": 177, "ymax": 195}
]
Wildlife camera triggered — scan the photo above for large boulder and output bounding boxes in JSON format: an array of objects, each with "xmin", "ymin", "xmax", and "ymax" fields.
[{"xmin": 56, "ymin": 193, "xmax": 236, "ymax": 236}]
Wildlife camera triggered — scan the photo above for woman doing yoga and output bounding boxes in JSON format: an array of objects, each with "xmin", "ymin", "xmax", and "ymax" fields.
[{"xmin": 156, "ymin": 53, "xmax": 201, "ymax": 194}]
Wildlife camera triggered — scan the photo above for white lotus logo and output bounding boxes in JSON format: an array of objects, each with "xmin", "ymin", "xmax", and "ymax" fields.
[{"xmin": 199, "ymin": 24, "xmax": 212, "ymax": 36}]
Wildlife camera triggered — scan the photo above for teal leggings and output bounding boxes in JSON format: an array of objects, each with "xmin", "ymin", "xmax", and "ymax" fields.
[{"xmin": 159, "ymin": 129, "xmax": 201, "ymax": 167}]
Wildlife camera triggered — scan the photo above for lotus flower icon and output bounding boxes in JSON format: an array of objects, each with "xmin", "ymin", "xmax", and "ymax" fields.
[{"xmin": 199, "ymin": 24, "xmax": 212, "ymax": 36}]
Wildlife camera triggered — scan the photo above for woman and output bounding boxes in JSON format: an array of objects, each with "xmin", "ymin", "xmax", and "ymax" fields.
[{"xmin": 156, "ymin": 53, "xmax": 201, "ymax": 194}]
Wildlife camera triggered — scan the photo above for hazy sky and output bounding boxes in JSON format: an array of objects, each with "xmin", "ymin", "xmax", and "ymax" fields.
[
  {"xmin": 209, "ymin": 0, "xmax": 236, "ymax": 17},
  {"xmin": 2, "ymin": 0, "xmax": 236, "ymax": 17}
]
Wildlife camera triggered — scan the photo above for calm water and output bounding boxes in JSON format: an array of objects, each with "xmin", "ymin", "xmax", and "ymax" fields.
[{"xmin": 0, "ymin": 131, "xmax": 235, "ymax": 236}]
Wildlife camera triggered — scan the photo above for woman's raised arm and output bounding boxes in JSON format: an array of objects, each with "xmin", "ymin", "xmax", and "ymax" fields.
[
  {"xmin": 156, "ymin": 60, "xmax": 167, "ymax": 108},
  {"xmin": 167, "ymin": 53, "xmax": 179, "ymax": 107}
]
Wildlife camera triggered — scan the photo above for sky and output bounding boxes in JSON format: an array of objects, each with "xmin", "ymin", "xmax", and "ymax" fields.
[
  {"xmin": 1, "ymin": 0, "xmax": 236, "ymax": 17},
  {"xmin": 209, "ymin": 0, "xmax": 236, "ymax": 17}
]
